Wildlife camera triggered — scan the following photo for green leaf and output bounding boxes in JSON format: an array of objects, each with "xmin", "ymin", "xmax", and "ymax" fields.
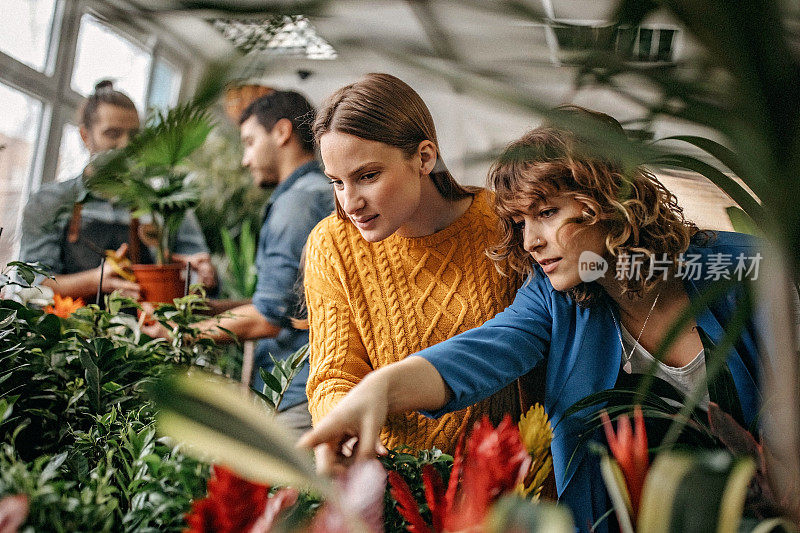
[
  {"xmin": 251, "ymin": 388, "xmax": 276, "ymax": 410},
  {"xmin": 149, "ymin": 371, "xmax": 331, "ymax": 495},
  {"xmin": 0, "ymin": 396, "xmax": 16, "ymax": 423},
  {"xmin": 39, "ymin": 451, "xmax": 69, "ymax": 484},
  {"xmin": 290, "ymin": 344, "xmax": 310, "ymax": 370},
  {"xmin": 259, "ymin": 367, "xmax": 282, "ymax": 395},
  {"xmin": 485, "ymin": 494, "xmax": 574, "ymax": 533},
  {"xmin": 0, "ymin": 308, "xmax": 17, "ymax": 329},
  {"xmin": 598, "ymin": 455, "xmax": 634, "ymax": 533},
  {"xmin": 36, "ymin": 313, "xmax": 61, "ymax": 339},
  {"xmin": 636, "ymin": 451, "xmax": 755, "ymax": 533},
  {"xmin": 654, "ymin": 135, "xmax": 756, "ymax": 191},
  {"xmin": 649, "ymin": 154, "xmax": 765, "ymax": 225},
  {"xmin": 79, "ymin": 349, "xmax": 101, "ymax": 412},
  {"xmin": 240, "ymin": 219, "xmax": 256, "ymax": 266},
  {"xmin": 726, "ymin": 206, "xmax": 761, "ymax": 236}
]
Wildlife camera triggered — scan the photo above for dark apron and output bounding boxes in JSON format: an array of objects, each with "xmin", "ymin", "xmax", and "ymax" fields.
[{"xmin": 61, "ymin": 206, "xmax": 154, "ymax": 274}]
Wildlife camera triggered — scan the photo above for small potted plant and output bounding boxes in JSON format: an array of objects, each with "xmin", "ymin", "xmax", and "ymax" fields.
[{"xmin": 86, "ymin": 102, "xmax": 213, "ymax": 302}]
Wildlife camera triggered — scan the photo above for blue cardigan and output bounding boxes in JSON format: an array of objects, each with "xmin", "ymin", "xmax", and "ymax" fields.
[{"xmin": 419, "ymin": 231, "xmax": 763, "ymax": 532}]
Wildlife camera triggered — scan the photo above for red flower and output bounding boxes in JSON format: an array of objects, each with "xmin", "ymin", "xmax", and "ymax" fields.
[
  {"xmin": 185, "ymin": 465, "xmax": 270, "ymax": 533},
  {"xmin": 388, "ymin": 415, "xmax": 531, "ymax": 532},
  {"xmin": 43, "ymin": 294, "xmax": 84, "ymax": 318},
  {"xmin": 601, "ymin": 406, "xmax": 649, "ymax": 519}
]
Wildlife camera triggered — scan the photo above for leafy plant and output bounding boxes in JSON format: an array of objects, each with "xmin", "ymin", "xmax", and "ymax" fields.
[
  {"xmin": 254, "ymin": 344, "xmax": 309, "ymax": 411},
  {"xmin": 150, "ymin": 371, "xmax": 569, "ymax": 533},
  {"xmin": 86, "ymin": 103, "xmax": 214, "ymax": 265},
  {"xmin": 186, "ymin": 126, "xmax": 271, "ymax": 260},
  {"xmin": 0, "ymin": 261, "xmax": 52, "ymax": 290},
  {"xmin": 219, "ymin": 219, "xmax": 258, "ymax": 299},
  {"xmin": 387, "ymin": 415, "xmax": 532, "ymax": 532},
  {"xmin": 145, "ymin": 285, "xmax": 225, "ymax": 365},
  {"xmin": 0, "ymin": 273, "xmax": 231, "ymax": 530},
  {"xmin": 149, "ymin": 370, "xmax": 329, "ymax": 495}
]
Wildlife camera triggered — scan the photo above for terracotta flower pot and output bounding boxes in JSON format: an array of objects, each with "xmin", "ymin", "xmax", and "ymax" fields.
[
  {"xmin": 131, "ymin": 263, "xmax": 185, "ymax": 303},
  {"xmin": 223, "ymin": 84, "xmax": 274, "ymax": 123}
]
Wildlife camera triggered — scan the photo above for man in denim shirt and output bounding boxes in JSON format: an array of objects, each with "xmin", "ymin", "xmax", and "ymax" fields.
[{"xmin": 147, "ymin": 90, "xmax": 333, "ymax": 432}]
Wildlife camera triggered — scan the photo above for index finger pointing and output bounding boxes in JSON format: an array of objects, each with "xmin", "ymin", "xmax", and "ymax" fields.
[{"xmin": 297, "ymin": 419, "xmax": 339, "ymax": 450}]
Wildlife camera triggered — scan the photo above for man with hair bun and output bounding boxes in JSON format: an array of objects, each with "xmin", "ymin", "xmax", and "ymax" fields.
[{"xmin": 20, "ymin": 80, "xmax": 214, "ymax": 300}]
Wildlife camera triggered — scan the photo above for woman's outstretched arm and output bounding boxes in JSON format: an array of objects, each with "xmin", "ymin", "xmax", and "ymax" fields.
[
  {"xmin": 300, "ymin": 274, "xmax": 554, "ymax": 474},
  {"xmin": 297, "ymin": 355, "xmax": 449, "ymax": 474}
]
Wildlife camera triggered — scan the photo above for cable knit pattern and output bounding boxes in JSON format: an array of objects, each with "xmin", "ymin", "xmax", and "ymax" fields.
[{"xmin": 304, "ymin": 190, "xmax": 523, "ymax": 454}]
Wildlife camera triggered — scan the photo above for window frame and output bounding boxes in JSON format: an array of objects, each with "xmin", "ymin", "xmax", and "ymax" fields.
[{"xmin": 0, "ymin": 0, "xmax": 202, "ymax": 262}]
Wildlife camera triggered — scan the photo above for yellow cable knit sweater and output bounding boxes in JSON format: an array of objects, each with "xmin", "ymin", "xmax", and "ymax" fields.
[{"xmin": 304, "ymin": 189, "xmax": 523, "ymax": 454}]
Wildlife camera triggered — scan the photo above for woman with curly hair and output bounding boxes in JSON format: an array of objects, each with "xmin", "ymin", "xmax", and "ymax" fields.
[{"xmin": 301, "ymin": 108, "xmax": 764, "ymax": 532}]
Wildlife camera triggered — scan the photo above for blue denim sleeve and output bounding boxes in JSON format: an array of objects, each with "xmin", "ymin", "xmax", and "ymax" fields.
[
  {"xmin": 419, "ymin": 275, "xmax": 553, "ymax": 417},
  {"xmin": 252, "ymin": 187, "xmax": 333, "ymax": 328}
]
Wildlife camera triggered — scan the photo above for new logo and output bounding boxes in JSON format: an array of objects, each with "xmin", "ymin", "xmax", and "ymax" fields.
[{"xmin": 578, "ymin": 251, "xmax": 608, "ymax": 282}]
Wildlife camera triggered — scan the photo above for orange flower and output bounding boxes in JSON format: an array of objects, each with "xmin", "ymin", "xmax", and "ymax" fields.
[{"xmin": 43, "ymin": 294, "xmax": 85, "ymax": 318}]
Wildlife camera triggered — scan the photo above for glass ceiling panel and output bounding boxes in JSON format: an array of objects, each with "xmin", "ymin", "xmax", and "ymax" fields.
[{"xmin": 209, "ymin": 15, "xmax": 337, "ymax": 59}]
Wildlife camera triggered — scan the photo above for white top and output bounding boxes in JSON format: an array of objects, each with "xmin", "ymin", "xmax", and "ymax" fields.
[{"xmin": 621, "ymin": 324, "xmax": 710, "ymax": 411}]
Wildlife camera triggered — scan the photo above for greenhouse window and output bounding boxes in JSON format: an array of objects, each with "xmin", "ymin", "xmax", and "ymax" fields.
[{"xmin": 0, "ymin": 0, "xmax": 59, "ymax": 73}]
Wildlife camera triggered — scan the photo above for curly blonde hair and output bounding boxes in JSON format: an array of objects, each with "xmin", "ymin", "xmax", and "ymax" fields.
[{"xmin": 487, "ymin": 109, "xmax": 700, "ymax": 305}]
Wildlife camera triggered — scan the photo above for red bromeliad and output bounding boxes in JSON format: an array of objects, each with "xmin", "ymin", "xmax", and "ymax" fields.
[
  {"xmin": 185, "ymin": 465, "xmax": 272, "ymax": 533},
  {"xmin": 388, "ymin": 415, "xmax": 531, "ymax": 532},
  {"xmin": 600, "ymin": 406, "xmax": 649, "ymax": 519}
]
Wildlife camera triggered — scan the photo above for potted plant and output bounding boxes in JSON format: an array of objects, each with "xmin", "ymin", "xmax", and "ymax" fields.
[{"xmin": 86, "ymin": 102, "xmax": 213, "ymax": 302}]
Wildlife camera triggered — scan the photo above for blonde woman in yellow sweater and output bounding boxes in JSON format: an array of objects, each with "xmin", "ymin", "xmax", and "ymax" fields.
[{"xmin": 304, "ymin": 73, "xmax": 523, "ymax": 463}]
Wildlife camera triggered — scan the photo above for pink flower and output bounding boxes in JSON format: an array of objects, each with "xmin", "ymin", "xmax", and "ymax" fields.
[
  {"xmin": 311, "ymin": 459, "xmax": 386, "ymax": 533},
  {"xmin": 0, "ymin": 494, "xmax": 29, "ymax": 533}
]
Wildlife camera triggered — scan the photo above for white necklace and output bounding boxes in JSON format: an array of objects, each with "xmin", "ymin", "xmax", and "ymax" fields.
[{"xmin": 609, "ymin": 292, "xmax": 661, "ymax": 374}]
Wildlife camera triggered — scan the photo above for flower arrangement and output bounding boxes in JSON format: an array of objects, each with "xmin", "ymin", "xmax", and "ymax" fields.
[{"xmin": 151, "ymin": 370, "xmax": 565, "ymax": 533}]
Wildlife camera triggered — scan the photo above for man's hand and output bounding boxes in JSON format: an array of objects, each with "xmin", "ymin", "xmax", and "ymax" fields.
[
  {"xmin": 138, "ymin": 301, "xmax": 171, "ymax": 339},
  {"xmin": 172, "ymin": 252, "xmax": 217, "ymax": 289},
  {"xmin": 101, "ymin": 244, "xmax": 140, "ymax": 299}
]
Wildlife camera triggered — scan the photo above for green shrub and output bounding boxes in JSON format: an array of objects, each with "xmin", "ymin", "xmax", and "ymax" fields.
[{"xmin": 0, "ymin": 271, "xmax": 222, "ymax": 531}]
